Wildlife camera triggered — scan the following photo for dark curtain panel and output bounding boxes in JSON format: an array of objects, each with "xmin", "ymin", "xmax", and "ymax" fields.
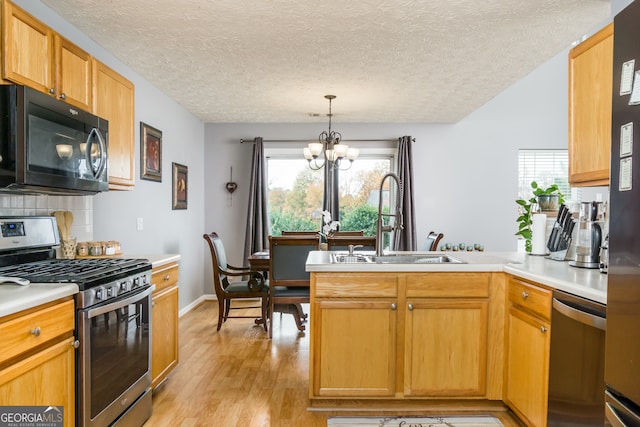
[
  {"xmin": 397, "ymin": 136, "xmax": 416, "ymax": 250},
  {"xmin": 243, "ymin": 137, "xmax": 270, "ymax": 266},
  {"xmin": 323, "ymin": 161, "xmax": 340, "ymax": 222}
]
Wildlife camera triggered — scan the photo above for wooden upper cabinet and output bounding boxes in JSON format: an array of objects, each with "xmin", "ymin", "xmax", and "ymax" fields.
[
  {"xmin": 55, "ymin": 35, "xmax": 92, "ymax": 110},
  {"xmin": 1, "ymin": 0, "xmax": 54, "ymax": 92},
  {"xmin": 92, "ymin": 59, "xmax": 135, "ymax": 189},
  {"xmin": 1, "ymin": 0, "xmax": 92, "ymax": 111},
  {"xmin": 568, "ymin": 23, "xmax": 613, "ymax": 187}
]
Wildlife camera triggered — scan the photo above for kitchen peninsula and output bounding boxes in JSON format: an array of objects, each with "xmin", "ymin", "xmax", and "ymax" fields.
[{"xmin": 306, "ymin": 250, "xmax": 607, "ymax": 426}]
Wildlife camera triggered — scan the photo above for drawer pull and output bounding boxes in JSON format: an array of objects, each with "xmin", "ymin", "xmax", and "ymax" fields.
[
  {"xmin": 31, "ymin": 326, "xmax": 41, "ymax": 337},
  {"xmin": 164, "ymin": 275, "xmax": 170, "ymax": 281},
  {"xmin": 391, "ymin": 303, "xmax": 397, "ymax": 310},
  {"xmin": 72, "ymin": 340, "xmax": 80, "ymax": 349},
  {"xmin": 522, "ymin": 291, "xmax": 529, "ymax": 299},
  {"xmin": 541, "ymin": 326, "xmax": 548, "ymax": 333},
  {"xmin": 408, "ymin": 303, "xmax": 414, "ymax": 311}
]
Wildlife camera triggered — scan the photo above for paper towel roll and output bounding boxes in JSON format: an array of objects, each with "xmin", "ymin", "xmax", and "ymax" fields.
[{"xmin": 531, "ymin": 213, "xmax": 548, "ymax": 255}]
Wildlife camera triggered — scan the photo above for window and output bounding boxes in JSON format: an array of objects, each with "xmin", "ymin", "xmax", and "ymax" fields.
[
  {"xmin": 265, "ymin": 149, "xmax": 394, "ymax": 236},
  {"xmin": 518, "ymin": 149, "xmax": 572, "ymax": 200},
  {"xmin": 338, "ymin": 157, "xmax": 393, "ymax": 236}
]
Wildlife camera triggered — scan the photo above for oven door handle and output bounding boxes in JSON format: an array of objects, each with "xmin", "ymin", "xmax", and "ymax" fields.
[
  {"xmin": 552, "ymin": 297, "xmax": 606, "ymax": 331},
  {"xmin": 86, "ymin": 285, "xmax": 155, "ymax": 318}
]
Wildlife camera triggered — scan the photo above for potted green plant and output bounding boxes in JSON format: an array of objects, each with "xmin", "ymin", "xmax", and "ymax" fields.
[{"xmin": 515, "ymin": 181, "xmax": 565, "ymax": 252}]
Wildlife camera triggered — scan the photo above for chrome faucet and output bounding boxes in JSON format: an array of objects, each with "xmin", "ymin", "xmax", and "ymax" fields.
[{"xmin": 376, "ymin": 173, "xmax": 404, "ymax": 256}]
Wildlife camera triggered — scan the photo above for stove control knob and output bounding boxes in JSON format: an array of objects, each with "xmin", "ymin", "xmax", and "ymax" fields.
[
  {"xmin": 133, "ymin": 277, "xmax": 140, "ymax": 288},
  {"xmin": 120, "ymin": 281, "xmax": 127, "ymax": 291},
  {"xmin": 95, "ymin": 288, "xmax": 104, "ymax": 300},
  {"xmin": 107, "ymin": 287, "xmax": 114, "ymax": 297}
]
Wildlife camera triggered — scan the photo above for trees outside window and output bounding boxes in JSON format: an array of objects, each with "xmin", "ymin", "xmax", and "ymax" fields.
[{"xmin": 266, "ymin": 154, "xmax": 393, "ymax": 236}]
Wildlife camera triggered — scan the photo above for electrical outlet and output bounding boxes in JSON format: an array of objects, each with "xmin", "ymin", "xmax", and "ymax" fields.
[{"xmin": 136, "ymin": 217, "xmax": 144, "ymax": 231}]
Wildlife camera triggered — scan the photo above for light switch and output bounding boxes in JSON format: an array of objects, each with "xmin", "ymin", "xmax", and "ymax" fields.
[{"xmin": 136, "ymin": 217, "xmax": 144, "ymax": 231}]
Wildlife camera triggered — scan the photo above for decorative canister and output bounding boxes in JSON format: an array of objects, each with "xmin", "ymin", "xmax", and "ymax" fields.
[
  {"xmin": 104, "ymin": 241, "xmax": 116, "ymax": 255},
  {"xmin": 77, "ymin": 242, "xmax": 89, "ymax": 257},
  {"xmin": 89, "ymin": 241, "xmax": 103, "ymax": 256}
]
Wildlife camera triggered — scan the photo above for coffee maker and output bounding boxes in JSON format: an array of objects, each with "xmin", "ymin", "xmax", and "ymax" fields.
[{"xmin": 570, "ymin": 201, "xmax": 603, "ymax": 269}]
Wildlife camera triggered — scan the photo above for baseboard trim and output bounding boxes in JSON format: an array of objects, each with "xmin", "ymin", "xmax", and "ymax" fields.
[
  {"xmin": 179, "ymin": 294, "xmax": 216, "ymax": 317},
  {"xmin": 308, "ymin": 399, "xmax": 508, "ymax": 414},
  {"xmin": 178, "ymin": 295, "xmax": 265, "ymax": 317}
]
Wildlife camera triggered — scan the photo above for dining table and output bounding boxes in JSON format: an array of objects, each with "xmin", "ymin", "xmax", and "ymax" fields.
[
  {"xmin": 247, "ymin": 251, "xmax": 270, "ymax": 273},
  {"xmin": 247, "ymin": 250, "xmax": 308, "ymax": 332}
]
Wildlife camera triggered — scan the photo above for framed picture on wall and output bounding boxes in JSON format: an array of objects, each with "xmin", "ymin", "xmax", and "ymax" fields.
[
  {"xmin": 141, "ymin": 122, "xmax": 162, "ymax": 182},
  {"xmin": 172, "ymin": 162, "xmax": 188, "ymax": 210}
]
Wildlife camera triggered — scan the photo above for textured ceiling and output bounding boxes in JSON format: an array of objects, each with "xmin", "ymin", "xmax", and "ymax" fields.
[{"xmin": 41, "ymin": 0, "xmax": 609, "ymax": 123}]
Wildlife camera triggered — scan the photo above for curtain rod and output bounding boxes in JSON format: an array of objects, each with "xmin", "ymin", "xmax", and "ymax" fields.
[{"xmin": 239, "ymin": 138, "xmax": 414, "ymax": 143}]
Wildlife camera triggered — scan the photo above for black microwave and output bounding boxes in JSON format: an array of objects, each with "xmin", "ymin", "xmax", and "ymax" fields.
[{"xmin": 0, "ymin": 84, "xmax": 109, "ymax": 195}]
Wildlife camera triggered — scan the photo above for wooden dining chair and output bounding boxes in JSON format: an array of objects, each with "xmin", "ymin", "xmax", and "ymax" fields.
[
  {"xmin": 203, "ymin": 232, "xmax": 269, "ymax": 331},
  {"xmin": 423, "ymin": 231, "xmax": 444, "ymax": 251},
  {"xmin": 282, "ymin": 230, "xmax": 364, "ymax": 236},
  {"xmin": 333, "ymin": 230, "xmax": 365, "ymax": 236},
  {"xmin": 268, "ymin": 234, "xmax": 320, "ymax": 338},
  {"xmin": 281, "ymin": 230, "xmax": 318, "ymax": 236},
  {"xmin": 327, "ymin": 235, "xmax": 376, "ymax": 251}
]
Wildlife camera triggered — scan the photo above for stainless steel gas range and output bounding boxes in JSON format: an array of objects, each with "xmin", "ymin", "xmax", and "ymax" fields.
[{"xmin": 0, "ymin": 216, "xmax": 153, "ymax": 427}]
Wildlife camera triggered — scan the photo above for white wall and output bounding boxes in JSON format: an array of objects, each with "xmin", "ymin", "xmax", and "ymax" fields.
[
  {"xmin": 14, "ymin": 1, "xmax": 206, "ymax": 310},
  {"xmin": 205, "ymin": 46, "xmax": 572, "ymax": 258}
]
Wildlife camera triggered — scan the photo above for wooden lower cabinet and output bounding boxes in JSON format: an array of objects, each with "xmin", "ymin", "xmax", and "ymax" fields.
[
  {"xmin": 504, "ymin": 276, "xmax": 552, "ymax": 427},
  {"xmin": 404, "ymin": 299, "xmax": 488, "ymax": 397},
  {"xmin": 151, "ymin": 261, "xmax": 180, "ymax": 389},
  {"xmin": 313, "ymin": 299, "xmax": 397, "ymax": 397},
  {"xmin": 310, "ymin": 272, "xmax": 503, "ymax": 401},
  {"xmin": 0, "ymin": 297, "xmax": 76, "ymax": 427}
]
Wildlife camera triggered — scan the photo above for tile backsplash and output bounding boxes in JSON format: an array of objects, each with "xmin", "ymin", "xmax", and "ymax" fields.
[{"xmin": 0, "ymin": 194, "xmax": 93, "ymax": 241}]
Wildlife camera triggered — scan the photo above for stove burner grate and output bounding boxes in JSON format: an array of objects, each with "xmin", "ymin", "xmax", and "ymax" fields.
[{"xmin": 0, "ymin": 258, "xmax": 151, "ymax": 289}]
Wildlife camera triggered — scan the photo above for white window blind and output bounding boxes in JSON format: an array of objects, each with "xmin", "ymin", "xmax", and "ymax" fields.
[{"xmin": 518, "ymin": 150, "xmax": 571, "ymax": 200}]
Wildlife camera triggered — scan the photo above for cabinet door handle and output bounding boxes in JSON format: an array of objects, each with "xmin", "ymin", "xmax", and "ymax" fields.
[
  {"xmin": 31, "ymin": 326, "xmax": 41, "ymax": 337},
  {"xmin": 71, "ymin": 340, "xmax": 80, "ymax": 349},
  {"xmin": 408, "ymin": 303, "xmax": 414, "ymax": 311},
  {"xmin": 164, "ymin": 275, "xmax": 170, "ymax": 281},
  {"xmin": 59, "ymin": 93, "xmax": 66, "ymax": 100},
  {"xmin": 390, "ymin": 303, "xmax": 397, "ymax": 310},
  {"xmin": 541, "ymin": 326, "xmax": 548, "ymax": 333},
  {"xmin": 522, "ymin": 291, "xmax": 529, "ymax": 299},
  {"xmin": 48, "ymin": 88, "xmax": 55, "ymax": 95}
]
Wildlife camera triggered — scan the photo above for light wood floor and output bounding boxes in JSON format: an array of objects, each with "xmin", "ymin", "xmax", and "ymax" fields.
[{"xmin": 146, "ymin": 301, "xmax": 523, "ymax": 427}]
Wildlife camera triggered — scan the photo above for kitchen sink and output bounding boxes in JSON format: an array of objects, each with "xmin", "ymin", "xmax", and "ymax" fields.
[
  {"xmin": 330, "ymin": 253, "xmax": 466, "ymax": 264},
  {"xmin": 331, "ymin": 254, "xmax": 372, "ymax": 263},
  {"xmin": 371, "ymin": 254, "xmax": 466, "ymax": 264}
]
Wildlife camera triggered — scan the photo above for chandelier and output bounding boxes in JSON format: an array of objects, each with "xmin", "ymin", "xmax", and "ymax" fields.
[{"xmin": 303, "ymin": 95, "xmax": 359, "ymax": 170}]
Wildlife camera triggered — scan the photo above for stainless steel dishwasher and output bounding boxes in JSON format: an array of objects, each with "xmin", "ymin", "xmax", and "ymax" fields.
[{"xmin": 548, "ymin": 289, "xmax": 606, "ymax": 426}]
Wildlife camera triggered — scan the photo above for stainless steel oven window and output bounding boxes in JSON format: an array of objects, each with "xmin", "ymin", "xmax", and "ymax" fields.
[{"xmin": 78, "ymin": 286, "xmax": 153, "ymax": 427}]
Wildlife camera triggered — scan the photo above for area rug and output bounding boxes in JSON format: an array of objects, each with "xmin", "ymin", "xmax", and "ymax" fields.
[{"xmin": 328, "ymin": 415, "xmax": 503, "ymax": 427}]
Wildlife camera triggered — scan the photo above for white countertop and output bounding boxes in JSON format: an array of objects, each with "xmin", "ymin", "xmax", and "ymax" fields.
[
  {"xmin": 120, "ymin": 253, "xmax": 181, "ymax": 268},
  {"xmin": 504, "ymin": 255, "xmax": 607, "ymax": 304},
  {"xmin": 0, "ymin": 282, "xmax": 78, "ymax": 318},
  {"xmin": 0, "ymin": 253, "xmax": 181, "ymax": 319},
  {"xmin": 307, "ymin": 250, "xmax": 607, "ymax": 304}
]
